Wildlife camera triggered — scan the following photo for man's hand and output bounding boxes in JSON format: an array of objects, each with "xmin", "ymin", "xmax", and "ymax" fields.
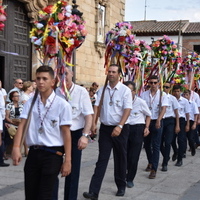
[
  {"xmin": 61, "ymin": 160, "xmax": 71, "ymax": 177},
  {"xmin": 191, "ymin": 122, "xmax": 196, "ymax": 130},
  {"xmin": 111, "ymin": 126, "xmax": 122, "ymax": 137},
  {"xmin": 12, "ymin": 147, "xmax": 22, "ymax": 166},
  {"xmin": 185, "ymin": 124, "xmax": 190, "ymax": 132},
  {"xmin": 144, "ymin": 127, "xmax": 150, "ymax": 137},
  {"xmin": 155, "ymin": 119, "xmax": 161, "ymax": 129},
  {"xmin": 175, "ymin": 125, "xmax": 180, "ymax": 134},
  {"xmin": 78, "ymin": 136, "xmax": 88, "ymax": 150}
]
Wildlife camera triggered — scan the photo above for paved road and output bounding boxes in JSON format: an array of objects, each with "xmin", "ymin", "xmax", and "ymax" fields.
[{"xmin": 1, "ymin": 140, "xmax": 200, "ymax": 200}]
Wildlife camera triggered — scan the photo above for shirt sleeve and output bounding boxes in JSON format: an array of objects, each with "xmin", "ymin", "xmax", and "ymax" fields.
[
  {"xmin": 123, "ymin": 87, "xmax": 132, "ymax": 109},
  {"xmin": 161, "ymin": 93, "xmax": 169, "ymax": 107},
  {"xmin": 141, "ymin": 99, "xmax": 152, "ymax": 117},
  {"xmin": 59, "ymin": 102, "xmax": 72, "ymax": 126},
  {"xmin": 81, "ymin": 88, "xmax": 94, "ymax": 116}
]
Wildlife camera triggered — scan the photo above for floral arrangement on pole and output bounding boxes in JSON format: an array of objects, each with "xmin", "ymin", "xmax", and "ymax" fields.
[
  {"xmin": 180, "ymin": 52, "xmax": 200, "ymax": 89},
  {"xmin": 151, "ymin": 35, "xmax": 182, "ymax": 85},
  {"xmin": 104, "ymin": 22, "xmax": 151, "ymax": 93},
  {"xmin": 0, "ymin": 4, "xmax": 7, "ymax": 31},
  {"xmin": 30, "ymin": 0, "xmax": 87, "ymax": 64}
]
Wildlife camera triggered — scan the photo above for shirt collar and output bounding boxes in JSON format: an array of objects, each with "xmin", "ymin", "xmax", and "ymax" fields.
[
  {"xmin": 107, "ymin": 82, "xmax": 121, "ymax": 90},
  {"xmin": 38, "ymin": 90, "xmax": 56, "ymax": 107}
]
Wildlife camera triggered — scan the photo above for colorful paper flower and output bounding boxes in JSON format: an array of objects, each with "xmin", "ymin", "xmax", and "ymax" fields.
[{"xmin": 0, "ymin": 5, "xmax": 7, "ymax": 31}]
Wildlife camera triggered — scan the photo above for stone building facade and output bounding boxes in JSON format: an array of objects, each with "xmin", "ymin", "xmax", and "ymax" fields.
[{"xmin": 0, "ymin": 0, "xmax": 125, "ymax": 90}]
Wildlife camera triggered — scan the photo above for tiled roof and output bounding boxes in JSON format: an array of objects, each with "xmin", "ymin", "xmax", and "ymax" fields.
[
  {"xmin": 184, "ymin": 22, "xmax": 200, "ymax": 33},
  {"xmin": 130, "ymin": 20, "xmax": 189, "ymax": 34}
]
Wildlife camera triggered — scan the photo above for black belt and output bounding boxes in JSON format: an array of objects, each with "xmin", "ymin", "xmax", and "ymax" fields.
[
  {"xmin": 29, "ymin": 145, "xmax": 64, "ymax": 156},
  {"xmin": 164, "ymin": 117, "xmax": 174, "ymax": 119}
]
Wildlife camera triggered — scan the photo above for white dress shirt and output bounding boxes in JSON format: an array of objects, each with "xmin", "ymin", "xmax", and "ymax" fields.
[
  {"xmin": 20, "ymin": 91, "xmax": 72, "ymax": 147},
  {"xmin": 95, "ymin": 82, "xmax": 132, "ymax": 125},
  {"xmin": 176, "ymin": 96, "xmax": 190, "ymax": 119},
  {"xmin": 141, "ymin": 89, "xmax": 169, "ymax": 120},
  {"xmin": 188, "ymin": 100, "xmax": 199, "ymax": 121},
  {"xmin": 190, "ymin": 91, "xmax": 200, "ymax": 107},
  {"xmin": 165, "ymin": 94, "xmax": 179, "ymax": 118},
  {"xmin": 0, "ymin": 92, "xmax": 5, "ymax": 131},
  {"xmin": 128, "ymin": 96, "xmax": 151, "ymax": 125},
  {"xmin": 56, "ymin": 83, "xmax": 94, "ymax": 131}
]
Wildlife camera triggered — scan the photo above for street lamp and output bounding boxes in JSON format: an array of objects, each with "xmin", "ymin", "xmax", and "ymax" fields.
[{"xmin": 71, "ymin": 0, "xmax": 83, "ymax": 83}]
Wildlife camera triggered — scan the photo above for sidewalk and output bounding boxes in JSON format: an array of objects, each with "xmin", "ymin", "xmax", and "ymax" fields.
[{"xmin": 0, "ymin": 141, "xmax": 200, "ymax": 200}]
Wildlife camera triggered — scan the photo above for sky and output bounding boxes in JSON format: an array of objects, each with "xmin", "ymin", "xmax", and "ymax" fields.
[{"xmin": 125, "ymin": 0, "xmax": 200, "ymax": 22}]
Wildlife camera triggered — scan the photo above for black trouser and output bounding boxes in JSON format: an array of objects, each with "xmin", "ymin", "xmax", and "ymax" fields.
[
  {"xmin": 89, "ymin": 123, "xmax": 129, "ymax": 195},
  {"xmin": 24, "ymin": 146, "xmax": 64, "ymax": 200},
  {"xmin": 186, "ymin": 120, "xmax": 196, "ymax": 152},
  {"xmin": 171, "ymin": 118, "xmax": 186, "ymax": 161},
  {"xmin": 160, "ymin": 117, "xmax": 175, "ymax": 166},
  {"xmin": 126, "ymin": 124, "xmax": 145, "ymax": 182}
]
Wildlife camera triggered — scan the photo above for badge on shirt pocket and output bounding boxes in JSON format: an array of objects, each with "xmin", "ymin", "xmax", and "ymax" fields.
[{"xmin": 51, "ymin": 119, "xmax": 58, "ymax": 128}]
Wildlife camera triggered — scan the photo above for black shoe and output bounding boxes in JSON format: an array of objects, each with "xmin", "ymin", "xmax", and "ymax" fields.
[
  {"xmin": 175, "ymin": 160, "xmax": 182, "ymax": 167},
  {"xmin": 127, "ymin": 181, "xmax": 134, "ymax": 188},
  {"xmin": 161, "ymin": 165, "xmax": 168, "ymax": 172},
  {"xmin": 191, "ymin": 148, "xmax": 196, "ymax": 156},
  {"xmin": 83, "ymin": 192, "xmax": 98, "ymax": 200},
  {"xmin": 116, "ymin": 189, "xmax": 125, "ymax": 196},
  {"xmin": 0, "ymin": 162, "xmax": 10, "ymax": 167},
  {"xmin": 172, "ymin": 153, "xmax": 177, "ymax": 161}
]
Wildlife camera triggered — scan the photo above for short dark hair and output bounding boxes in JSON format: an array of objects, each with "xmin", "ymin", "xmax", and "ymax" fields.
[
  {"xmin": 149, "ymin": 75, "xmax": 159, "ymax": 81},
  {"xmin": 172, "ymin": 84, "xmax": 181, "ymax": 91},
  {"xmin": 124, "ymin": 81, "xmax": 136, "ymax": 91},
  {"xmin": 183, "ymin": 89, "xmax": 191, "ymax": 95},
  {"xmin": 109, "ymin": 64, "xmax": 121, "ymax": 74},
  {"xmin": 9, "ymin": 91, "xmax": 18, "ymax": 101},
  {"xmin": 36, "ymin": 65, "xmax": 54, "ymax": 78}
]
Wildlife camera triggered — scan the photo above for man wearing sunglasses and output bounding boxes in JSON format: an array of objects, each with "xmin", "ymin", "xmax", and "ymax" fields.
[
  {"xmin": 160, "ymin": 82, "xmax": 180, "ymax": 171},
  {"xmin": 6, "ymin": 79, "xmax": 23, "ymax": 103},
  {"xmin": 141, "ymin": 75, "xmax": 168, "ymax": 179}
]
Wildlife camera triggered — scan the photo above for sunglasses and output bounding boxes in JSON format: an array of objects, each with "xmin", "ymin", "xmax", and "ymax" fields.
[
  {"xmin": 163, "ymin": 86, "xmax": 170, "ymax": 89},
  {"xmin": 149, "ymin": 81, "xmax": 158, "ymax": 85},
  {"xmin": 17, "ymin": 82, "xmax": 23, "ymax": 84},
  {"xmin": 13, "ymin": 95, "xmax": 20, "ymax": 97}
]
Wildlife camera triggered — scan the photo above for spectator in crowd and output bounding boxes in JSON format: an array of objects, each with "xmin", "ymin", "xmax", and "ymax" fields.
[
  {"xmin": 0, "ymin": 80, "xmax": 7, "ymax": 102},
  {"xmin": 0, "ymin": 91, "xmax": 9, "ymax": 167},
  {"xmin": 6, "ymin": 79, "xmax": 23, "ymax": 103},
  {"xmin": 21, "ymin": 81, "xmax": 34, "ymax": 103}
]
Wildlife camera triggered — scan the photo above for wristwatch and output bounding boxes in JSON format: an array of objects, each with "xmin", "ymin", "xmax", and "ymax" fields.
[
  {"xmin": 82, "ymin": 133, "xmax": 90, "ymax": 139},
  {"xmin": 117, "ymin": 124, "xmax": 123, "ymax": 129}
]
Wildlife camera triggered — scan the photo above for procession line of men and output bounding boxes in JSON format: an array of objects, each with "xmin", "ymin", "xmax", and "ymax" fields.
[{"xmin": 8, "ymin": 64, "xmax": 200, "ymax": 200}]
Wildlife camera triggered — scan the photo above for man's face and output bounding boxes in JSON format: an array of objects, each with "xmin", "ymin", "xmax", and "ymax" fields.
[
  {"xmin": 15, "ymin": 79, "xmax": 23, "ymax": 89},
  {"xmin": 36, "ymin": 72, "xmax": 55, "ymax": 93},
  {"xmin": 183, "ymin": 92, "xmax": 190, "ymax": 100},
  {"xmin": 173, "ymin": 89, "xmax": 181, "ymax": 99},
  {"xmin": 64, "ymin": 67, "xmax": 73, "ymax": 86},
  {"xmin": 108, "ymin": 66, "xmax": 120, "ymax": 83},
  {"xmin": 163, "ymin": 83, "xmax": 171, "ymax": 93},
  {"xmin": 149, "ymin": 79, "xmax": 159, "ymax": 90}
]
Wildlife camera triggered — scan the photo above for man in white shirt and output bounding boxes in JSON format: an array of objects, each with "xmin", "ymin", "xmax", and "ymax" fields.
[
  {"xmin": 0, "ymin": 80, "xmax": 7, "ymax": 102},
  {"xmin": 124, "ymin": 81, "xmax": 151, "ymax": 188},
  {"xmin": 53, "ymin": 67, "xmax": 93, "ymax": 200},
  {"xmin": 171, "ymin": 84, "xmax": 190, "ymax": 167},
  {"xmin": 12, "ymin": 65, "xmax": 72, "ymax": 200},
  {"xmin": 0, "ymin": 91, "xmax": 9, "ymax": 167},
  {"xmin": 6, "ymin": 79, "xmax": 23, "ymax": 103},
  {"xmin": 83, "ymin": 64, "xmax": 132, "ymax": 199},
  {"xmin": 160, "ymin": 82, "xmax": 180, "ymax": 172},
  {"xmin": 183, "ymin": 89, "xmax": 199, "ymax": 156},
  {"xmin": 141, "ymin": 75, "xmax": 168, "ymax": 179}
]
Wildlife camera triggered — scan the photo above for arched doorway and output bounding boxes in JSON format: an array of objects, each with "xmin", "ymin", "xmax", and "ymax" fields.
[{"xmin": 0, "ymin": 0, "xmax": 31, "ymax": 91}]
